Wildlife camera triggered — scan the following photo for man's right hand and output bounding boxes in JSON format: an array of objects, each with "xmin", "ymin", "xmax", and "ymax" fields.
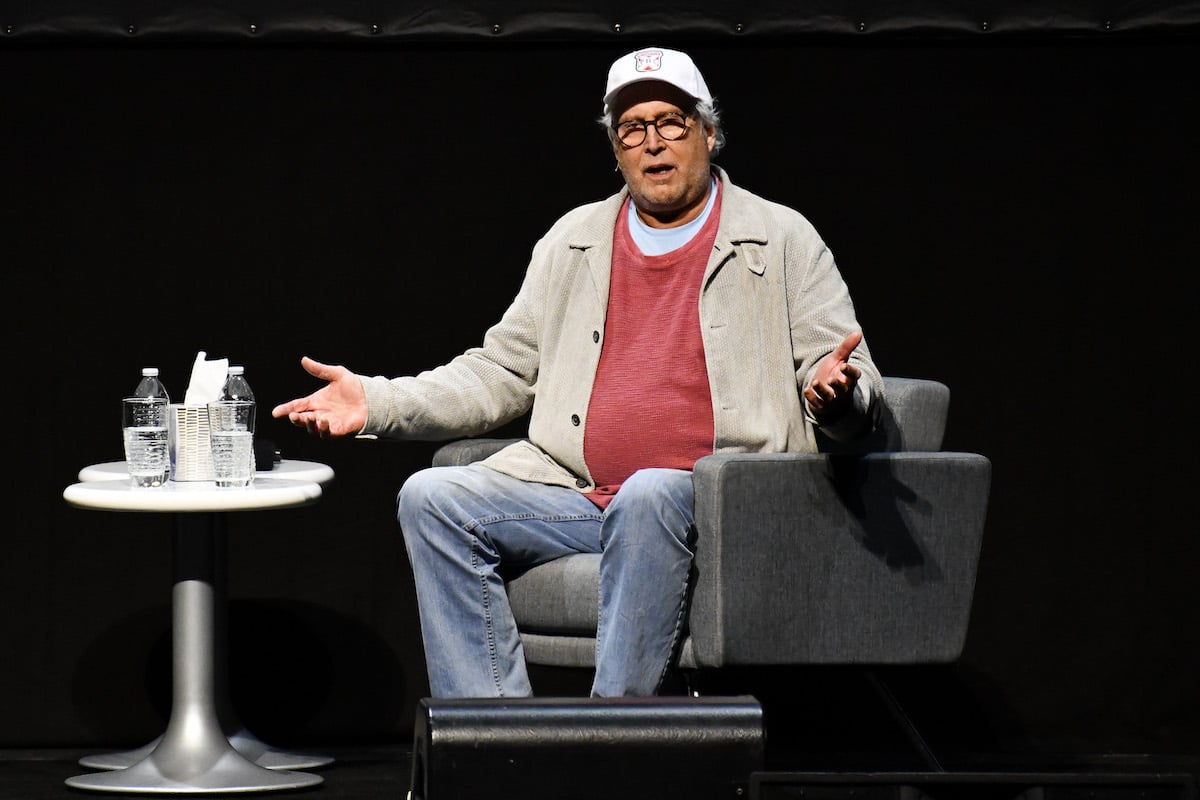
[{"xmin": 272, "ymin": 356, "xmax": 368, "ymax": 439}]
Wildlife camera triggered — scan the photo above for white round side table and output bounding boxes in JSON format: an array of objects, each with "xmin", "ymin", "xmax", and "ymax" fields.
[{"xmin": 63, "ymin": 461, "xmax": 335, "ymax": 794}]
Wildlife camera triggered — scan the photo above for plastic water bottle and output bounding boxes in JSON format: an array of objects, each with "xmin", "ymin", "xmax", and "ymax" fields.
[
  {"xmin": 218, "ymin": 365, "xmax": 255, "ymax": 404},
  {"xmin": 134, "ymin": 367, "xmax": 170, "ymax": 402},
  {"xmin": 215, "ymin": 365, "xmax": 257, "ymax": 477},
  {"xmin": 124, "ymin": 367, "xmax": 170, "ymax": 487}
]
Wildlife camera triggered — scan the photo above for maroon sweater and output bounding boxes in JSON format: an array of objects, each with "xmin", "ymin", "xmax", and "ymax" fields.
[{"xmin": 583, "ymin": 190, "xmax": 722, "ymax": 509}]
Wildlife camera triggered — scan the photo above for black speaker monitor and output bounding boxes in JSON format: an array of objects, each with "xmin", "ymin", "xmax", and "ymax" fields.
[{"xmin": 410, "ymin": 695, "xmax": 765, "ymax": 800}]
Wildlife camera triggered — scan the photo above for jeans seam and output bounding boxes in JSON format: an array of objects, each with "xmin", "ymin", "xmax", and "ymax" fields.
[
  {"xmin": 466, "ymin": 512, "xmax": 601, "ymax": 531},
  {"xmin": 656, "ymin": 570, "xmax": 691, "ymax": 693},
  {"xmin": 469, "ymin": 535, "xmax": 504, "ymax": 696}
]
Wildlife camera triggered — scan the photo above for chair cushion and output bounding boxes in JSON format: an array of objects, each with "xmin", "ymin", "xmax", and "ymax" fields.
[{"xmin": 506, "ymin": 553, "xmax": 601, "ymax": 634}]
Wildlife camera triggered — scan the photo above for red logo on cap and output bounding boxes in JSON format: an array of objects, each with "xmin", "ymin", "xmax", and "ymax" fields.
[{"xmin": 634, "ymin": 50, "xmax": 663, "ymax": 73}]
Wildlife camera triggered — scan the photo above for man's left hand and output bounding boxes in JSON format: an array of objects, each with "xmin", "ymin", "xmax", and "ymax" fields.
[{"xmin": 804, "ymin": 331, "xmax": 863, "ymax": 419}]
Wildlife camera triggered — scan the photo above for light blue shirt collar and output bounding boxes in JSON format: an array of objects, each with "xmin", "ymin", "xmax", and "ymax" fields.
[{"xmin": 627, "ymin": 177, "xmax": 718, "ymax": 256}]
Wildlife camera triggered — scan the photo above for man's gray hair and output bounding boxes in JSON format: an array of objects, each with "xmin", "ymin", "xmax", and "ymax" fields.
[{"xmin": 600, "ymin": 99, "xmax": 726, "ymax": 156}]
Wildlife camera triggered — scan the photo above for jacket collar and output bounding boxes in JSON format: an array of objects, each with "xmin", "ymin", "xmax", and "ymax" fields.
[{"xmin": 710, "ymin": 167, "xmax": 769, "ymax": 246}]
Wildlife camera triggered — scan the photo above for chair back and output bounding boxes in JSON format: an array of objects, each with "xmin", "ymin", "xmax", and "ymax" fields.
[{"xmin": 818, "ymin": 376, "xmax": 950, "ymax": 454}]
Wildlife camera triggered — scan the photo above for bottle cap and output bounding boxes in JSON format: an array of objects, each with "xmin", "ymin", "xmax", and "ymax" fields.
[
  {"xmin": 142, "ymin": 367, "xmax": 159, "ymax": 376},
  {"xmin": 228, "ymin": 366, "xmax": 245, "ymax": 375}
]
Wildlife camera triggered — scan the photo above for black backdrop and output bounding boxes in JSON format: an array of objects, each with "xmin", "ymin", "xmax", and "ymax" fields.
[{"xmin": 3, "ymin": 2, "xmax": 1199, "ymax": 767}]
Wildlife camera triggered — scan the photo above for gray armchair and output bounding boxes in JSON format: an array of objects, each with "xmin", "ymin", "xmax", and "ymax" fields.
[{"xmin": 430, "ymin": 377, "xmax": 990, "ymax": 722}]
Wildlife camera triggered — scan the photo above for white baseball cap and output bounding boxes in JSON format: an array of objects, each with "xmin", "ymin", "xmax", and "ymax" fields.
[{"xmin": 603, "ymin": 47, "xmax": 713, "ymax": 113}]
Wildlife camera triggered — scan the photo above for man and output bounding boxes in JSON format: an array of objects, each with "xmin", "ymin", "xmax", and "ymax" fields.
[{"xmin": 273, "ymin": 46, "xmax": 883, "ymax": 698}]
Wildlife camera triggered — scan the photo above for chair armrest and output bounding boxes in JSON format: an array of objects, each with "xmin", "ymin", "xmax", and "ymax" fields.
[
  {"xmin": 431, "ymin": 438, "xmax": 526, "ymax": 467},
  {"xmin": 686, "ymin": 451, "xmax": 991, "ymax": 668}
]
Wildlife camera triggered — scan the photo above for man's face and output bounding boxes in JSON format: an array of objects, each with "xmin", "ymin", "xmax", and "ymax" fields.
[{"xmin": 611, "ymin": 82, "xmax": 716, "ymax": 229}]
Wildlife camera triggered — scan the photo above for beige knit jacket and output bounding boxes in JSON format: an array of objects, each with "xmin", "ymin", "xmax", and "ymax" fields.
[{"xmin": 359, "ymin": 167, "xmax": 884, "ymax": 492}]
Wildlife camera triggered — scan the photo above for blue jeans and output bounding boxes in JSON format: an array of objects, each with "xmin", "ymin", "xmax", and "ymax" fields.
[{"xmin": 396, "ymin": 463, "xmax": 695, "ymax": 698}]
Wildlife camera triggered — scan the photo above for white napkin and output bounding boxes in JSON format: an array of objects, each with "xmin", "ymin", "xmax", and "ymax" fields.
[{"xmin": 183, "ymin": 351, "xmax": 229, "ymax": 405}]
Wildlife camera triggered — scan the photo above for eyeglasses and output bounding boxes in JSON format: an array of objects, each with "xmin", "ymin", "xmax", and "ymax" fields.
[{"xmin": 614, "ymin": 112, "xmax": 691, "ymax": 148}]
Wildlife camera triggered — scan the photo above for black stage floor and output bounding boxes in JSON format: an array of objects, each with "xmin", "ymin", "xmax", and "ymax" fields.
[
  {"xmin": 6, "ymin": 671, "xmax": 1196, "ymax": 800},
  {"xmin": 0, "ymin": 745, "xmax": 406, "ymax": 800},
  {"xmin": 5, "ymin": 744, "xmax": 1198, "ymax": 800}
]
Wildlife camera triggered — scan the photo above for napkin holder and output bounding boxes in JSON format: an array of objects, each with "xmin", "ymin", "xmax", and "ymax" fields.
[{"xmin": 168, "ymin": 403, "xmax": 214, "ymax": 481}]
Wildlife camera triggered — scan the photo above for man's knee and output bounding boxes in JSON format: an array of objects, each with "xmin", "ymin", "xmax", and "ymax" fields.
[
  {"xmin": 396, "ymin": 465, "xmax": 469, "ymax": 530},
  {"xmin": 606, "ymin": 468, "xmax": 695, "ymax": 548},
  {"xmin": 618, "ymin": 468, "xmax": 694, "ymax": 509},
  {"xmin": 397, "ymin": 467, "xmax": 434, "ymax": 519}
]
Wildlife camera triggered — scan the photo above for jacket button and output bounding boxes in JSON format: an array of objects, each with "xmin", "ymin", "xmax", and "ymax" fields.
[
  {"xmin": 576, "ymin": 478, "xmax": 588, "ymax": 488},
  {"xmin": 570, "ymin": 414, "xmax": 581, "ymax": 426},
  {"xmin": 592, "ymin": 330, "xmax": 600, "ymax": 343}
]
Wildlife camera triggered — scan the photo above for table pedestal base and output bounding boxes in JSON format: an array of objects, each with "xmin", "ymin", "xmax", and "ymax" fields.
[
  {"xmin": 79, "ymin": 728, "xmax": 334, "ymax": 772},
  {"xmin": 66, "ymin": 745, "xmax": 322, "ymax": 794}
]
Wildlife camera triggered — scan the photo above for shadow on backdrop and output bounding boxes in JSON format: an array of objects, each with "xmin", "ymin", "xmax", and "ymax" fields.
[{"xmin": 72, "ymin": 598, "xmax": 408, "ymax": 747}]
